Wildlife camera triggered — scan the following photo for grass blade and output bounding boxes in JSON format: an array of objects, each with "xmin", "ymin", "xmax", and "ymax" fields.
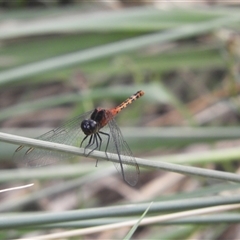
[{"xmin": 124, "ymin": 202, "xmax": 153, "ymax": 240}]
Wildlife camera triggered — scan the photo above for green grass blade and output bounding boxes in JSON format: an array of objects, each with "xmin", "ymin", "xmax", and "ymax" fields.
[
  {"xmin": 124, "ymin": 202, "xmax": 152, "ymax": 240},
  {"xmin": 1, "ymin": 132, "xmax": 240, "ymax": 183},
  {"xmin": 1, "ymin": 14, "xmax": 240, "ymax": 84}
]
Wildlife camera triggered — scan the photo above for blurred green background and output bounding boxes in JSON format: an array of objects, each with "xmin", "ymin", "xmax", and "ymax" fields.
[{"xmin": 1, "ymin": 1, "xmax": 240, "ymax": 239}]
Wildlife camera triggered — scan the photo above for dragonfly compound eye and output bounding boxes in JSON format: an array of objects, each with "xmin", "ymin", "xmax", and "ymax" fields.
[{"xmin": 81, "ymin": 119, "xmax": 98, "ymax": 135}]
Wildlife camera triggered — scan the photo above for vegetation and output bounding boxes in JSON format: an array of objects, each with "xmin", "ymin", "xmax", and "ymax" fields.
[{"xmin": 1, "ymin": 1, "xmax": 240, "ymax": 239}]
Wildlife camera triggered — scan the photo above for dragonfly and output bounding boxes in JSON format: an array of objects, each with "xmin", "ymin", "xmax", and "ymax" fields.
[{"xmin": 14, "ymin": 90, "xmax": 144, "ymax": 186}]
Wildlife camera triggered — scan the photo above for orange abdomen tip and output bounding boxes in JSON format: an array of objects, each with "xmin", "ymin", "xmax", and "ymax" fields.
[
  {"xmin": 138, "ymin": 90, "xmax": 144, "ymax": 95},
  {"xmin": 110, "ymin": 90, "xmax": 145, "ymax": 116}
]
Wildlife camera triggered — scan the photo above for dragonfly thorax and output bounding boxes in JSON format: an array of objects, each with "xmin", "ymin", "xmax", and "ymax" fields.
[{"xmin": 81, "ymin": 119, "xmax": 100, "ymax": 135}]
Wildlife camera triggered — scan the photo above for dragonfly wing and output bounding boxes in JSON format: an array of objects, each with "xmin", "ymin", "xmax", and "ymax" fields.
[
  {"xmin": 13, "ymin": 111, "xmax": 92, "ymax": 167},
  {"xmin": 106, "ymin": 119, "xmax": 139, "ymax": 186}
]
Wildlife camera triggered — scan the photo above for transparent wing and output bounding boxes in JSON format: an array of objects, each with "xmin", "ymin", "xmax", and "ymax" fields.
[
  {"xmin": 13, "ymin": 109, "xmax": 140, "ymax": 186},
  {"xmin": 13, "ymin": 111, "xmax": 92, "ymax": 167},
  {"xmin": 106, "ymin": 119, "xmax": 140, "ymax": 186}
]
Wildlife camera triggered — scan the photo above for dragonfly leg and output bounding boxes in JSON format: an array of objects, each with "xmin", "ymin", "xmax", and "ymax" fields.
[
  {"xmin": 99, "ymin": 131, "xmax": 110, "ymax": 155},
  {"xmin": 94, "ymin": 133, "xmax": 103, "ymax": 167},
  {"xmin": 85, "ymin": 134, "xmax": 100, "ymax": 156},
  {"xmin": 80, "ymin": 135, "xmax": 89, "ymax": 149}
]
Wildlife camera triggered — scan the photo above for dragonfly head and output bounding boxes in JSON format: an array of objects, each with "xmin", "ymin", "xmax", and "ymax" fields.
[{"xmin": 81, "ymin": 119, "xmax": 98, "ymax": 135}]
